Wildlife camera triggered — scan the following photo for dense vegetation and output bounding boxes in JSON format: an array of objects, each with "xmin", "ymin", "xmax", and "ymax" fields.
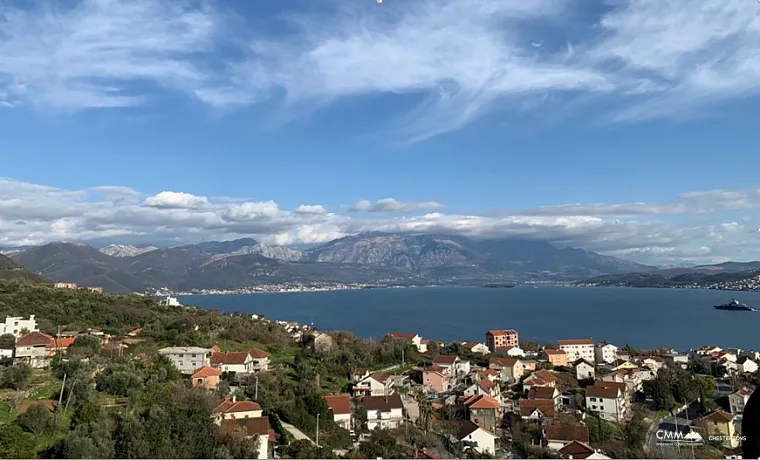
[{"xmin": 0, "ymin": 255, "xmax": 49, "ymax": 285}]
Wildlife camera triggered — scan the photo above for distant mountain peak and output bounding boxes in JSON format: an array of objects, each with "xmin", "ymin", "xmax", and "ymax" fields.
[{"xmin": 100, "ymin": 244, "xmax": 159, "ymax": 258}]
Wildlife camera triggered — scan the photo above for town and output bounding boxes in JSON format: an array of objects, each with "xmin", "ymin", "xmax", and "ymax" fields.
[{"xmin": 0, "ymin": 283, "xmax": 754, "ymax": 460}]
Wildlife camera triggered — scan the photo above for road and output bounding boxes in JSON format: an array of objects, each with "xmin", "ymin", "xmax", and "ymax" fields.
[
  {"xmin": 280, "ymin": 420, "xmax": 314, "ymax": 444},
  {"xmin": 647, "ymin": 403, "xmax": 700, "ymax": 459}
]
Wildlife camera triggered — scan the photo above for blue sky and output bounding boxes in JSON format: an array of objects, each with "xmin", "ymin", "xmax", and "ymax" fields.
[{"xmin": 1, "ymin": 0, "xmax": 760, "ymax": 264}]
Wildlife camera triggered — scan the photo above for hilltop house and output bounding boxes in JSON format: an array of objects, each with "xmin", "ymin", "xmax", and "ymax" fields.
[
  {"xmin": 433, "ymin": 355, "xmax": 470, "ymax": 376},
  {"xmin": 544, "ymin": 425, "xmax": 590, "ymax": 451},
  {"xmin": 211, "ymin": 348, "xmax": 270, "ymax": 376},
  {"xmin": 158, "ymin": 347, "xmax": 213, "ymax": 374},
  {"xmin": 557, "ymin": 339, "xmax": 595, "ymax": 362},
  {"xmin": 387, "ymin": 332, "xmax": 427, "ymax": 353},
  {"xmin": 461, "ymin": 342, "xmax": 491, "ymax": 355},
  {"xmin": 354, "ymin": 371, "xmax": 394, "ymax": 397},
  {"xmin": 543, "ymin": 349, "xmax": 568, "ymax": 367},
  {"xmin": 585, "ymin": 382, "xmax": 628, "ymax": 422},
  {"xmin": 573, "ymin": 359, "xmax": 596, "ymax": 380},
  {"xmin": 213, "ymin": 397, "xmax": 263, "ymax": 424},
  {"xmin": 325, "ymin": 395, "xmax": 352, "ymax": 430},
  {"xmin": 423, "ymin": 366, "xmax": 450, "ymax": 393},
  {"xmin": 463, "ymin": 395, "xmax": 503, "ymax": 434},
  {"xmin": 451, "ymin": 420, "xmax": 498, "ymax": 456},
  {"xmin": 594, "ymin": 342, "xmax": 618, "ymax": 364},
  {"xmin": 489, "ymin": 357, "xmax": 526, "ymax": 382},
  {"xmin": 307, "ymin": 332, "xmax": 334, "ymax": 353},
  {"xmin": 0, "ymin": 315, "xmax": 38, "ymax": 338},
  {"xmin": 14, "ymin": 331, "xmax": 69, "ymax": 368},
  {"xmin": 485, "ymin": 329, "xmax": 519, "ymax": 351},
  {"xmin": 362, "ymin": 394, "xmax": 405, "ymax": 430}
]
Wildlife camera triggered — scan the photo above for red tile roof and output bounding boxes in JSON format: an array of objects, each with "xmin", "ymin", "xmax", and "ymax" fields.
[
  {"xmin": 558, "ymin": 441, "xmax": 596, "ymax": 459},
  {"xmin": 211, "ymin": 345, "xmax": 222, "ymax": 352},
  {"xmin": 557, "ymin": 339, "xmax": 593, "ymax": 346},
  {"xmin": 16, "ymin": 331, "xmax": 55, "ymax": 347},
  {"xmin": 528, "ymin": 386, "xmax": 556, "ymax": 400},
  {"xmin": 432, "ymin": 355, "xmax": 457, "ymax": 365},
  {"xmin": 477, "ymin": 379, "xmax": 496, "ymax": 392},
  {"xmin": 211, "ymin": 351, "xmax": 249, "ymax": 365},
  {"xmin": 702, "ymin": 409, "xmax": 733, "ymax": 423},
  {"xmin": 191, "ymin": 366, "xmax": 222, "ymax": 378},
  {"xmin": 519, "ymin": 399, "xmax": 556, "ymax": 417},
  {"xmin": 544, "ymin": 348, "xmax": 566, "ymax": 355},
  {"xmin": 464, "ymin": 394, "xmax": 501, "ymax": 410},
  {"xmin": 362, "ymin": 394, "xmax": 403, "ymax": 411},
  {"xmin": 388, "ymin": 332, "xmax": 417, "ymax": 340},
  {"xmin": 324, "ymin": 395, "xmax": 351, "ymax": 415},
  {"xmin": 213, "ymin": 399, "xmax": 263, "ymax": 414},
  {"xmin": 249, "ymin": 348, "xmax": 269, "ymax": 359},
  {"xmin": 53, "ymin": 337, "xmax": 76, "ymax": 349},
  {"xmin": 220, "ymin": 417, "xmax": 269, "ymax": 437},
  {"xmin": 545, "ymin": 425, "xmax": 590, "ymax": 443},
  {"xmin": 586, "ymin": 383, "xmax": 623, "ymax": 399},
  {"xmin": 489, "ymin": 357, "xmax": 519, "ymax": 368}
]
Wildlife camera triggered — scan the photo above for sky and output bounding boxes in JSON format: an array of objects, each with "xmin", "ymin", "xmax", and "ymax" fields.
[{"xmin": 1, "ymin": 0, "xmax": 760, "ymax": 265}]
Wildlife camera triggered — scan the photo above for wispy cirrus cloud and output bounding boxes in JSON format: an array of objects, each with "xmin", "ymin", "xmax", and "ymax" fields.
[{"xmin": 2, "ymin": 178, "xmax": 760, "ymax": 265}]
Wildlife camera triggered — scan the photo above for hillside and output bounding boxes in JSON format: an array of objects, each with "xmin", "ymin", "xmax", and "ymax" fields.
[
  {"xmin": 8, "ymin": 234, "xmax": 655, "ymax": 292},
  {"xmin": 0, "ymin": 254, "xmax": 49, "ymax": 284},
  {"xmin": 579, "ymin": 269, "xmax": 760, "ymax": 289}
]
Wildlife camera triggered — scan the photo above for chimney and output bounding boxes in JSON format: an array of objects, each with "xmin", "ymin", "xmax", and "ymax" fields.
[{"xmin": 232, "ymin": 394, "xmax": 236, "ymax": 403}]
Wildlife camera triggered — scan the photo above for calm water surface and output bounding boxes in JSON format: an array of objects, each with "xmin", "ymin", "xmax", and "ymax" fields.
[{"xmin": 178, "ymin": 286, "xmax": 760, "ymax": 351}]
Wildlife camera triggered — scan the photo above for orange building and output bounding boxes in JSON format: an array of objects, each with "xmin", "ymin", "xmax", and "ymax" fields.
[
  {"xmin": 485, "ymin": 329, "xmax": 519, "ymax": 351},
  {"xmin": 543, "ymin": 349, "xmax": 568, "ymax": 367},
  {"xmin": 191, "ymin": 366, "xmax": 222, "ymax": 389}
]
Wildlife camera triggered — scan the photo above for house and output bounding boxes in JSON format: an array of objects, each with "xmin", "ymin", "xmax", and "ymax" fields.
[
  {"xmin": 220, "ymin": 417, "xmax": 270, "ymax": 459},
  {"xmin": 521, "ymin": 360, "xmax": 537, "ymax": 373},
  {"xmin": 489, "ymin": 357, "xmax": 526, "ymax": 381},
  {"xmin": 615, "ymin": 350, "xmax": 631, "ymax": 362},
  {"xmin": 573, "ymin": 359, "xmax": 595, "ymax": 381},
  {"xmin": 0, "ymin": 315, "xmax": 38, "ymax": 338},
  {"xmin": 325, "ymin": 395, "xmax": 352, "ymax": 430},
  {"xmin": 248, "ymin": 348, "xmax": 270, "ymax": 372},
  {"xmin": 211, "ymin": 351, "xmax": 252, "ymax": 375},
  {"xmin": 523, "ymin": 370, "xmax": 558, "ymax": 392},
  {"xmin": 387, "ymin": 332, "xmax": 427, "ymax": 353},
  {"xmin": 14, "ymin": 331, "xmax": 56, "ymax": 368},
  {"xmin": 697, "ymin": 410, "xmax": 739, "ymax": 448},
  {"xmin": 0, "ymin": 346, "xmax": 12, "ymax": 359},
  {"xmin": 191, "ymin": 366, "xmax": 221, "ymax": 389},
  {"xmin": 474, "ymin": 368, "xmax": 500, "ymax": 382},
  {"xmin": 158, "ymin": 347, "xmax": 213, "ymax": 374},
  {"xmin": 53, "ymin": 282, "xmax": 77, "ymax": 289},
  {"xmin": 600, "ymin": 370, "xmax": 641, "ymax": 395},
  {"xmin": 557, "ymin": 339, "xmax": 595, "ymax": 362},
  {"xmin": 353, "ymin": 371, "xmax": 394, "ymax": 397},
  {"xmin": 432, "ymin": 355, "xmax": 470, "ymax": 376},
  {"xmin": 737, "ymin": 356, "xmax": 758, "ymax": 374},
  {"xmin": 729, "ymin": 388, "xmax": 752, "ymax": 415},
  {"xmin": 585, "ymin": 382, "xmax": 628, "ymax": 422},
  {"xmin": 461, "ymin": 342, "xmax": 491, "ymax": 355},
  {"xmin": 519, "ymin": 399, "xmax": 556, "ymax": 420},
  {"xmin": 213, "ymin": 397, "xmax": 264, "ymax": 423},
  {"xmin": 528, "ymin": 386, "xmax": 562, "ymax": 409},
  {"xmin": 594, "ymin": 342, "xmax": 618, "ymax": 364},
  {"xmin": 495, "ymin": 346, "xmax": 525, "ymax": 357},
  {"xmin": 544, "ymin": 425, "xmax": 590, "ymax": 451},
  {"xmin": 423, "ymin": 366, "xmax": 450, "ymax": 393},
  {"xmin": 362, "ymin": 394, "xmax": 405, "ymax": 430},
  {"xmin": 662, "ymin": 353, "xmax": 689, "ymax": 369},
  {"xmin": 485, "ymin": 329, "xmax": 519, "ymax": 351},
  {"xmin": 309, "ymin": 332, "xmax": 334, "ymax": 353},
  {"xmin": 543, "ymin": 349, "xmax": 568, "ymax": 367},
  {"xmin": 557, "ymin": 441, "xmax": 611, "ymax": 459},
  {"xmin": 635, "ymin": 356, "xmax": 665, "ymax": 371},
  {"xmin": 692, "ymin": 345, "xmax": 723, "ymax": 357},
  {"xmin": 463, "ymin": 379, "xmax": 500, "ymax": 401},
  {"xmin": 351, "ymin": 368, "xmax": 371, "ymax": 383},
  {"xmin": 452, "ymin": 420, "xmax": 498, "ymax": 456},
  {"xmin": 463, "ymin": 395, "xmax": 503, "ymax": 432}
]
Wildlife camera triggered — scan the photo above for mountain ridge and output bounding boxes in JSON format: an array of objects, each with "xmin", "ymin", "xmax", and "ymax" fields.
[{"xmin": 9, "ymin": 233, "xmax": 656, "ymax": 293}]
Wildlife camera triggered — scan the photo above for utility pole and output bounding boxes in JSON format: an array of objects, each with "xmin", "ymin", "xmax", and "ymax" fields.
[
  {"xmin": 56, "ymin": 373, "xmax": 67, "ymax": 425},
  {"xmin": 402, "ymin": 348, "xmax": 405, "ymax": 368},
  {"xmin": 255, "ymin": 376, "xmax": 259, "ymax": 400},
  {"xmin": 316, "ymin": 412, "xmax": 320, "ymax": 447}
]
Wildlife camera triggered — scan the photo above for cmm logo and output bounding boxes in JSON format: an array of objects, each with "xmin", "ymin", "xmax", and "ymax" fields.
[{"xmin": 656, "ymin": 430, "xmax": 704, "ymax": 444}]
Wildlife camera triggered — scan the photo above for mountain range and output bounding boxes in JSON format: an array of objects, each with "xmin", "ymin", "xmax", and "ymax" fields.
[{"xmin": 4, "ymin": 233, "xmax": 655, "ymax": 293}]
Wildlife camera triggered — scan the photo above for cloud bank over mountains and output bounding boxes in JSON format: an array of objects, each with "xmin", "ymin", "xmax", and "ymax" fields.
[{"xmin": 1, "ymin": 178, "xmax": 758, "ymax": 265}]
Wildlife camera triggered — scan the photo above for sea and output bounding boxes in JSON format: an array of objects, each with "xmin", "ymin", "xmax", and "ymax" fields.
[{"xmin": 177, "ymin": 286, "xmax": 760, "ymax": 352}]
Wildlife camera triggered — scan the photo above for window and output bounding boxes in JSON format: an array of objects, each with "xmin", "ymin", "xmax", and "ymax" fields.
[{"xmin": 192, "ymin": 354, "xmax": 197, "ymax": 358}]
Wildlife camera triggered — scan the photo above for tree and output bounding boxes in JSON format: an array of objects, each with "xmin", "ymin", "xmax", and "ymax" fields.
[
  {"xmin": 0, "ymin": 333, "xmax": 16, "ymax": 349},
  {"xmin": 0, "ymin": 425, "xmax": 37, "ymax": 459},
  {"xmin": 1, "ymin": 363, "xmax": 32, "ymax": 390},
  {"xmin": 16, "ymin": 403, "xmax": 55, "ymax": 438},
  {"xmin": 68, "ymin": 335, "xmax": 102, "ymax": 358}
]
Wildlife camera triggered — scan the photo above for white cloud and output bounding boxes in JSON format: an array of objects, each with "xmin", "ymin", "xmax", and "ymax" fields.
[
  {"xmin": 3, "ymin": 178, "xmax": 760, "ymax": 265},
  {"xmin": 348, "ymin": 198, "xmax": 446, "ymax": 213},
  {"xmin": 143, "ymin": 191, "xmax": 209, "ymax": 209},
  {"xmin": 295, "ymin": 205, "xmax": 328, "ymax": 214},
  {"xmin": 0, "ymin": 0, "xmax": 223, "ymax": 109}
]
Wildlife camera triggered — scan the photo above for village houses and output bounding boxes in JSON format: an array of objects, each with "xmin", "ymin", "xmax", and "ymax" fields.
[
  {"xmin": 14, "ymin": 331, "xmax": 75, "ymax": 368},
  {"xmin": 557, "ymin": 339, "xmax": 595, "ymax": 362},
  {"xmin": 523, "ymin": 369, "xmax": 558, "ymax": 392},
  {"xmin": 594, "ymin": 342, "xmax": 618, "ymax": 364}
]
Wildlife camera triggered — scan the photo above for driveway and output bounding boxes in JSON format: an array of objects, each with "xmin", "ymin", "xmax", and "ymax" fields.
[{"xmin": 280, "ymin": 420, "xmax": 314, "ymax": 444}]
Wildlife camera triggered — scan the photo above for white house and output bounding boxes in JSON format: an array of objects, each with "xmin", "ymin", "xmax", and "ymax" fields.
[
  {"xmin": 0, "ymin": 316, "xmax": 38, "ymax": 338},
  {"xmin": 461, "ymin": 342, "xmax": 491, "ymax": 355},
  {"xmin": 211, "ymin": 348, "xmax": 270, "ymax": 375},
  {"xmin": 729, "ymin": 388, "xmax": 753, "ymax": 415},
  {"xmin": 14, "ymin": 331, "xmax": 55, "ymax": 369},
  {"xmin": 585, "ymin": 382, "xmax": 628, "ymax": 422},
  {"xmin": 737, "ymin": 356, "xmax": 758, "ymax": 374},
  {"xmin": 453, "ymin": 420, "xmax": 498, "ymax": 456},
  {"xmin": 433, "ymin": 355, "xmax": 470, "ymax": 376},
  {"xmin": 594, "ymin": 342, "xmax": 618, "ymax": 364},
  {"xmin": 213, "ymin": 397, "xmax": 264, "ymax": 424},
  {"xmin": 558, "ymin": 339, "xmax": 595, "ymax": 362},
  {"xmin": 362, "ymin": 394, "xmax": 404, "ymax": 430},
  {"xmin": 501, "ymin": 346, "xmax": 526, "ymax": 357},
  {"xmin": 158, "ymin": 346, "xmax": 213, "ymax": 374},
  {"xmin": 387, "ymin": 332, "xmax": 427, "ymax": 353},
  {"xmin": 354, "ymin": 371, "xmax": 394, "ymax": 397},
  {"xmin": 573, "ymin": 359, "xmax": 595, "ymax": 381},
  {"xmin": 463, "ymin": 379, "xmax": 501, "ymax": 401},
  {"xmin": 325, "ymin": 395, "xmax": 352, "ymax": 429}
]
